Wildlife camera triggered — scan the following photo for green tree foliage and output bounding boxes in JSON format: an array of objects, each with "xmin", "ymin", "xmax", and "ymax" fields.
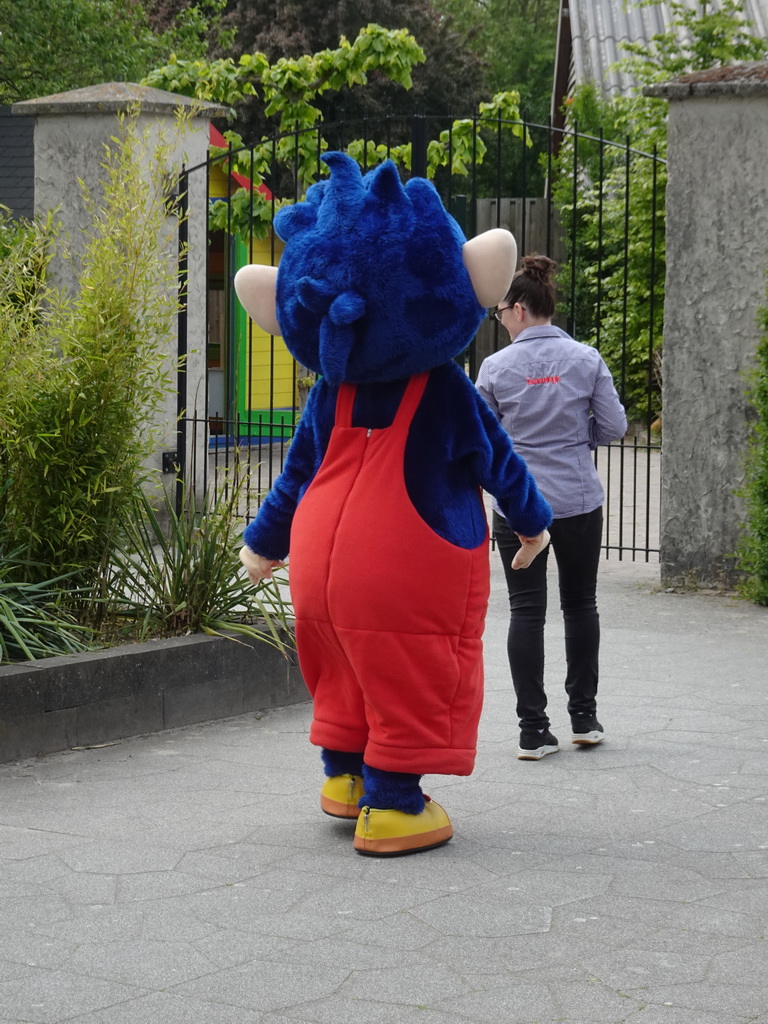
[
  {"xmin": 432, "ymin": 0, "xmax": 559, "ymax": 123},
  {"xmin": 553, "ymin": 0, "xmax": 768, "ymax": 423},
  {"xmin": 146, "ymin": 24, "xmax": 527, "ymax": 240},
  {"xmin": 218, "ymin": 0, "xmax": 489, "ymax": 138},
  {"xmin": 0, "ymin": 0, "xmax": 229, "ymax": 103},
  {"xmin": 145, "ymin": 23, "xmax": 426, "ymax": 115},
  {"xmin": 426, "ymin": 0, "xmax": 559, "ymax": 199}
]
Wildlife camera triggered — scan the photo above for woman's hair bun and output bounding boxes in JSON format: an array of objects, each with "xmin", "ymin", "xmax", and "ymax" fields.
[{"xmin": 520, "ymin": 254, "xmax": 557, "ymax": 280}]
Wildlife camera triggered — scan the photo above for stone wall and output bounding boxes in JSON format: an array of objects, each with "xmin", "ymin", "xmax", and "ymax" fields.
[
  {"xmin": 647, "ymin": 64, "xmax": 768, "ymax": 586},
  {"xmin": 11, "ymin": 83, "xmax": 227, "ymax": 491}
]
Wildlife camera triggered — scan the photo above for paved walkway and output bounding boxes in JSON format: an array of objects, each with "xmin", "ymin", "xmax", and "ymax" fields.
[{"xmin": 1, "ymin": 554, "xmax": 767, "ymax": 1024}]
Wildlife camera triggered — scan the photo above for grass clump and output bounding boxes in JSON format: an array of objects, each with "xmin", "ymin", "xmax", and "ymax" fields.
[{"xmin": 109, "ymin": 479, "xmax": 293, "ymax": 651}]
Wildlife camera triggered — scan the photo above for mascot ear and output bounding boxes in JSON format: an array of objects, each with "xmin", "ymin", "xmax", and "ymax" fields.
[
  {"xmin": 462, "ymin": 228, "xmax": 517, "ymax": 308},
  {"xmin": 234, "ymin": 265, "xmax": 280, "ymax": 336}
]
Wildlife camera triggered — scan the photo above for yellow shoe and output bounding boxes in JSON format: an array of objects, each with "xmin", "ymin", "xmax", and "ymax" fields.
[
  {"xmin": 320, "ymin": 774, "xmax": 364, "ymax": 819},
  {"xmin": 353, "ymin": 797, "xmax": 453, "ymax": 856}
]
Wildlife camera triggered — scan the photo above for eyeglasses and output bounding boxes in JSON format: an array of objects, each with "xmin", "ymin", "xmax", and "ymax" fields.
[{"xmin": 492, "ymin": 304, "xmax": 525, "ymax": 322}]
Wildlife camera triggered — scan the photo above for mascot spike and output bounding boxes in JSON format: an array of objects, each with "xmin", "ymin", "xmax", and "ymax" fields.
[
  {"xmin": 321, "ymin": 151, "xmax": 366, "ymax": 195},
  {"xmin": 404, "ymin": 177, "xmax": 448, "ymax": 218},
  {"xmin": 274, "ymin": 201, "xmax": 319, "ymax": 241},
  {"xmin": 367, "ymin": 159, "xmax": 407, "ymax": 204}
]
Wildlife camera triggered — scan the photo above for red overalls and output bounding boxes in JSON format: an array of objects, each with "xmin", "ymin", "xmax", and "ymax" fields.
[{"xmin": 289, "ymin": 371, "xmax": 490, "ymax": 776}]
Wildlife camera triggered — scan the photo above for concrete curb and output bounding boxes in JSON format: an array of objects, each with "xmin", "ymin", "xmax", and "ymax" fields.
[{"xmin": 0, "ymin": 631, "xmax": 306, "ymax": 763}]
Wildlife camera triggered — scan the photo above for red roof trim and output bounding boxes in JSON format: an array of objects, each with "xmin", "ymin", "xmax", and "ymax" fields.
[{"xmin": 209, "ymin": 123, "xmax": 273, "ymax": 200}]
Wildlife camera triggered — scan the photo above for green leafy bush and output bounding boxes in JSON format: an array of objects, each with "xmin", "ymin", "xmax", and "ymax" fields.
[
  {"xmin": 0, "ymin": 114, "xmax": 180, "ymax": 599},
  {"xmin": 737, "ymin": 303, "xmax": 768, "ymax": 605},
  {"xmin": 551, "ymin": 87, "xmax": 666, "ymax": 425}
]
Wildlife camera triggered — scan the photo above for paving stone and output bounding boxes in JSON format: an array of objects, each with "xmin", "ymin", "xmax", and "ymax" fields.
[
  {"xmin": 438, "ymin": 981, "xmax": 562, "ymax": 1023},
  {"xmin": 57, "ymin": 838, "xmax": 184, "ymax": 875},
  {"xmin": 0, "ymin": 935, "xmax": 77, "ymax": 972},
  {"xmin": 416, "ymin": 934, "xmax": 578, "ymax": 975},
  {"xmin": 334, "ymin": 913, "xmax": 442, "ymax": 951},
  {"xmin": 708, "ymin": 943, "xmax": 768, "ymax": 986},
  {"xmin": 115, "ymin": 870, "xmax": 222, "ymax": 902},
  {"xmin": 579, "ymin": 948, "xmax": 711, "ymax": 989},
  {"xmin": 0, "ymin": 961, "xmax": 35, "ymax": 984},
  {"xmin": 190, "ymin": 930, "xmax": 297, "ymax": 970},
  {"xmin": 49, "ymin": 991, "xmax": 263, "ymax": 1024},
  {"xmin": 284, "ymin": 878, "xmax": 441, "ymax": 921},
  {"xmin": 0, "ymin": 968, "xmax": 147, "ymax": 1023},
  {"xmin": 618, "ymin": 1006, "xmax": 736, "ymax": 1024},
  {"xmin": 175, "ymin": 846, "xmax": 287, "ymax": 885},
  {"xmin": 274, "ymin": 937, "xmax": 430, "ymax": 972},
  {"xmin": 65, "ymin": 940, "xmax": 220, "ymax": 989},
  {"xmin": 170, "ymin": 961, "xmax": 350, "ymax": 1014},
  {"xmin": 262, "ymin": 1002, "xmax": 467, "ymax": 1024},
  {"xmin": 409, "ymin": 891, "xmax": 552, "ymax": 936},
  {"xmin": 481, "ymin": 867, "xmax": 613, "ymax": 905},
  {"xmin": 43, "ymin": 871, "xmax": 118, "ymax": 905},
  {"xmin": 0, "ymin": 825, "xmax": 84, "ymax": 861},
  {"xmin": 620, "ymin": 982, "xmax": 768, "ymax": 1017}
]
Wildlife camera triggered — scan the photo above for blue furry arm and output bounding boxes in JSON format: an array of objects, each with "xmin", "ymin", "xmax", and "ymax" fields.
[
  {"xmin": 448, "ymin": 366, "xmax": 552, "ymax": 535},
  {"xmin": 472, "ymin": 392, "xmax": 553, "ymax": 535},
  {"xmin": 242, "ymin": 382, "xmax": 331, "ymax": 560}
]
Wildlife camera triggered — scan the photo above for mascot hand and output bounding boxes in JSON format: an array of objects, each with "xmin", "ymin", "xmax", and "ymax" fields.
[
  {"xmin": 511, "ymin": 529, "xmax": 551, "ymax": 570},
  {"xmin": 239, "ymin": 545, "xmax": 285, "ymax": 584}
]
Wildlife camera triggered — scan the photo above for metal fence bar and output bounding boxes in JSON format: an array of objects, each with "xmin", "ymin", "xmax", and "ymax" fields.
[{"xmin": 175, "ymin": 167, "xmax": 189, "ymax": 516}]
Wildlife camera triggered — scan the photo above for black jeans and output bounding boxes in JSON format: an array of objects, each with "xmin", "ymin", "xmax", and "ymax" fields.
[{"xmin": 493, "ymin": 508, "xmax": 603, "ymax": 732}]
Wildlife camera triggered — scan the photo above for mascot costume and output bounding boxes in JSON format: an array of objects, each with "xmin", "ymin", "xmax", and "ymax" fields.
[{"xmin": 236, "ymin": 152, "xmax": 551, "ymax": 857}]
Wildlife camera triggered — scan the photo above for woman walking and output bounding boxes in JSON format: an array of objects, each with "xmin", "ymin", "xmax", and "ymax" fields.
[{"xmin": 476, "ymin": 255, "xmax": 627, "ymax": 760}]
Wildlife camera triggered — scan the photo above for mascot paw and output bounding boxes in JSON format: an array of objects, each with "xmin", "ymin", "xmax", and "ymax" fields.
[
  {"xmin": 353, "ymin": 797, "xmax": 453, "ymax": 856},
  {"xmin": 320, "ymin": 774, "xmax": 365, "ymax": 819},
  {"xmin": 511, "ymin": 528, "xmax": 551, "ymax": 570},
  {"xmin": 239, "ymin": 545, "xmax": 285, "ymax": 584}
]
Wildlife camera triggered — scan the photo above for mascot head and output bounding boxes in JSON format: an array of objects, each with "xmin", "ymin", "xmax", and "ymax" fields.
[{"xmin": 235, "ymin": 151, "xmax": 516, "ymax": 385}]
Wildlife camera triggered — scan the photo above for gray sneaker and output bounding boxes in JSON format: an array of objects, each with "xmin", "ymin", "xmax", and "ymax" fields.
[
  {"xmin": 571, "ymin": 717, "xmax": 605, "ymax": 744},
  {"xmin": 518, "ymin": 729, "xmax": 560, "ymax": 760}
]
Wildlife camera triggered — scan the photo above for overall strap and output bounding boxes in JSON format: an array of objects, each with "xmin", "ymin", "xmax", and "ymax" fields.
[
  {"xmin": 334, "ymin": 382, "xmax": 358, "ymax": 427},
  {"xmin": 392, "ymin": 371, "xmax": 430, "ymax": 431}
]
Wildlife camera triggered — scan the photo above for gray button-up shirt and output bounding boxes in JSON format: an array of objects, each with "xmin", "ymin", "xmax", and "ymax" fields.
[{"xmin": 476, "ymin": 325, "xmax": 627, "ymax": 519}]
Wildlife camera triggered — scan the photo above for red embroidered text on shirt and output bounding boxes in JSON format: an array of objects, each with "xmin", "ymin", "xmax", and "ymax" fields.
[{"xmin": 526, "ymin": 375, "xmax": 561, "ymax": 385}]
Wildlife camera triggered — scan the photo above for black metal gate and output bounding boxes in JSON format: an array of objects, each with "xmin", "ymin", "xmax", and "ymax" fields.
[{"xmin": 177, "ymin": 114, "xmax": 664, "ymax": 560}]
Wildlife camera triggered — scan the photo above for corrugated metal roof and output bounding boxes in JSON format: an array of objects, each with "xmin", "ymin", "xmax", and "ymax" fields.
[{"xmin": 570, "ymin": 0, "xmax": 768, "ymax": 95}]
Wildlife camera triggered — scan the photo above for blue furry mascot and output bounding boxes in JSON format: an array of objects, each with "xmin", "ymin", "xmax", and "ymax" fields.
[{"xmin": 236, "ymin": 152, "xmax": 551, "ymax": 856}]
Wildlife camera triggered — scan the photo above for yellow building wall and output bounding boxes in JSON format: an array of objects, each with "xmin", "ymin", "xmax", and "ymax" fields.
[{"xmin": 237, "ymin": 235, "xmax": 293, "ymax": 413}]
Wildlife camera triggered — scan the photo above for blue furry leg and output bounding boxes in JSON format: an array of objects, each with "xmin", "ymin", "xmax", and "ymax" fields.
[
  {"xmin": 321, "ymin": 748, "xmax": 364, "ymax": 777},
  {"xmin": 361, "ymin": 764, "xmax": 426, "ymax": 815}
]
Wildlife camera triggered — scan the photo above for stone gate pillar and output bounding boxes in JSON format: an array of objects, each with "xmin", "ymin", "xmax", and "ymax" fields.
[
  {"xmin": 11, "ymin": 83, "xmax": 227, "ymax": 491},
  {"xmin": 646, "ymin": 64, "xmax": 768, "ymax": 587}
]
